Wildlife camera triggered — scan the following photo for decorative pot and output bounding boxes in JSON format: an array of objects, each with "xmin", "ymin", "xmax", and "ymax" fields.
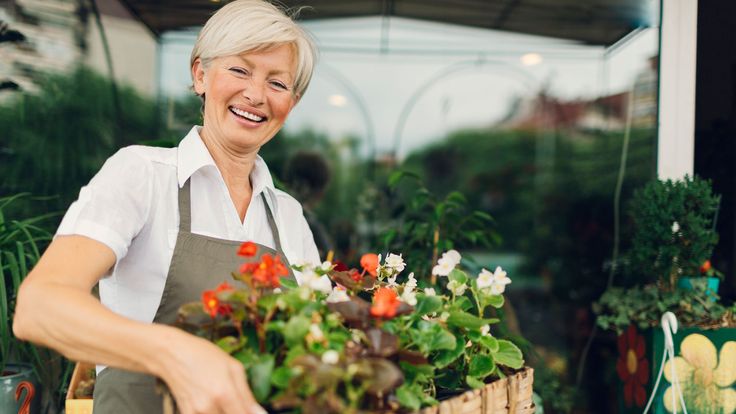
[
  {"xmin": 677, "ymin": 277, "xmax": 720, "ymax": 301},
  {"xmin": 0, "ymin": 362, "xmax": 40, "ymax": 414}
]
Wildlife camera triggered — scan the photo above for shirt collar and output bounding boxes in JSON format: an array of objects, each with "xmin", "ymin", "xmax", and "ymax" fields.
[{"xmin": 177, "ymin": 126, "xmax": 275, "ymax": 197}]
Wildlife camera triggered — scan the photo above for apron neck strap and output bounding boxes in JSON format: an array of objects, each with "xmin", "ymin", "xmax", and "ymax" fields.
[{"xmin": 178, "ymin": 180, "xmax": 285, "ymax": 253}]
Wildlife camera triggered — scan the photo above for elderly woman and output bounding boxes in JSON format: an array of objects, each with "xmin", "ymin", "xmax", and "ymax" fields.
[{"xmin": 13, "ymin": 1, "xmax": 319, "ymax": 413}]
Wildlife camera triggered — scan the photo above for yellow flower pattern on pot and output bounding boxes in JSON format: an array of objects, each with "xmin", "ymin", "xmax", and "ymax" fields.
[{"xmin": 662, "ymin": 334, "xmax": 736, "ymax": 413}]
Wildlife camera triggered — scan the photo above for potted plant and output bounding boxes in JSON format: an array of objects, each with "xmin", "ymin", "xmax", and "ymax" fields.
[
  {"xmin": 593, "ymin": 175, "xmax": 735, "ymax": 413},
  {"xmin": 627, "ymin": 175, "xmax": 721, "ymax": 293},
  {"xmin": 165, "ymin": 245, "xmax": 533, "ymax": 413},
  {"xmin": 1, "ymin": 194, "xmax": 72, "ymax": 414}
]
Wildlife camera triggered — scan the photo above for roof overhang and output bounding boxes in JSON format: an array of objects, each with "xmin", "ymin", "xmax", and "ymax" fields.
[{"xmin": 118, "ymin": 0, "xmax": 655, "ymax": 47}]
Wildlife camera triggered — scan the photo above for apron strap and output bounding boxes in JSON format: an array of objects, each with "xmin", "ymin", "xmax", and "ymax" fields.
[
  {"xmin": 178, "ymin": 180, "xmax": 192, "ymax": 233},
  {"xmin": 178, "ymin": 179, "xmax": 285, "ymax": 253},
  {"xmin": 262, "ymin": 195, "xmax": 284, "ymax": 253}
]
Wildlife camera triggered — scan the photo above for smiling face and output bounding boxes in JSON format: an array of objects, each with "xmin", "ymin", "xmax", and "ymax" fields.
[{"xmin": 192, "ymin": 44, "xmax": 298, "ymax": 153}]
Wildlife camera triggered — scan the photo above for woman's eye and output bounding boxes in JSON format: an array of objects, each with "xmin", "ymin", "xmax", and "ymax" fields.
[
  {"xmin": 229, "ymin": 67, "xmax": 249, "ymax": 76},
  {"xmin": 269, "ymin": 81, "xmax": 289, "ymax": 91}
]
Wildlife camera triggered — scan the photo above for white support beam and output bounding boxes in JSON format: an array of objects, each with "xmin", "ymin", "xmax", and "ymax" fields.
[{"xmin": 658, "ymin": 0, "xmax": 698, "ymax": 180}]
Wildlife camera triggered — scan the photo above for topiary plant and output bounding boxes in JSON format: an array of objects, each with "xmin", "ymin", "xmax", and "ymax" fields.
[{"xmin": 627, "ymin": 175, "xmax": 720, "ymax": 289}]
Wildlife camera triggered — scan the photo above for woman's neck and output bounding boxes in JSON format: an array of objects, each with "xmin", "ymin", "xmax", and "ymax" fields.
[{"xmin": 199, "ymin": 128, "xmax": 258, "ymax": 222}]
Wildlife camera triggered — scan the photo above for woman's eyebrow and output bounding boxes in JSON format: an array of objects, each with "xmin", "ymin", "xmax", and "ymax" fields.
[{"xmin": 236, "ymin": 56, "xmax": 294, "ymax": 80}]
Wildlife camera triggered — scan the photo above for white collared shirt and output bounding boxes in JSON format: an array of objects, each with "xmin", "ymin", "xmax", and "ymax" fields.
[{"xmin": 57, "ymin": 126, "xmax": 320, "ymax": 324}]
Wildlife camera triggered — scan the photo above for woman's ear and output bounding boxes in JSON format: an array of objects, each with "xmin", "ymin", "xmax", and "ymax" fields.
[{"xmin": 191, "ymin": 59, "xmax": 206, "ymax": 95}]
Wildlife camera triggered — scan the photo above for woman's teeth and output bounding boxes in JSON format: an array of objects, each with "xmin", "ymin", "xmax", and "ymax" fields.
[{"xmin": 230, "ymin": 107, "xmax": 264, "ymax": 122}]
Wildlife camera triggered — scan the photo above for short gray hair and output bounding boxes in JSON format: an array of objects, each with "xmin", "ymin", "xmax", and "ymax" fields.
[{"xmin": 190, "ymin": 0, "xmax": 317, "ymax": 98}]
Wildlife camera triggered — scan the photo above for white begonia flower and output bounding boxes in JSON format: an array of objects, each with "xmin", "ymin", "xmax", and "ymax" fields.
[
  {"xmin": 432, "ymin": 250, "xmax": 462, "ymax": 276},
  {"xmin": 672, "ymin": 221, "xmax": 680, "ymax": 233},
  {"xmin": 326, "ymin": 286, "xmax": 350, "ymax": 303},
  {"xmin": 384, "ymin": 253, "xmax": 406, "ymax": 273},
  {"xmin": 309, "ymin": 275, "xmax": 333, "ymax": 294},
  {"xmin": 401, "ymin": 289, "xmax": 417, "ymax": 306},
  {"xmin": 273, "ymin": 288, "xmax": 282, "ymax": 294},
  {"xmin": 443, "ymin": 250, "xmax": 462, "ymax": 265},
  {"xmin": 465, "ymin": 340, "xmax": 473, "ymax": 348},
  {"xmin": 487, "ymin": 266, "xmax": 512, "ymax": 295},
  {"xmin": 477, "ymin": 268, "xmax": 494, "ymax": 290},
  {"xmin": 320, "ymin": 261, "xmax": 333, "ymax": 272},
  {"xmin": 386, "ymin": 274, "xmax": 398, "ymax": 287},
  {"xmin": 480, "ymin": 324, "xmax": 491, "ymax": 336},
  {"xmin": 309, "ymin": 323, "xmax": 325, "ymax": 341},
  {"xmin": 447, "ymin": 280, "xmax": 467, "ymax": 296},
  {"xmin": 321, "ymin": 350, "xmax": 340, "ymax": 365},
  {"xmin": 299, "ymin": 269, "xmax": 332, "ymax": 294},
  {"xmin": 424, "ymin": 288, "xmax": 436, "ymax": 296},
  {"xmin": 405, "ymin": 272, "xmax": 417, "ymax": 291}
]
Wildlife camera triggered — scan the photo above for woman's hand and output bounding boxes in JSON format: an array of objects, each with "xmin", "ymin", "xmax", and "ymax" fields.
[{"xmin": 155, "ymin": 328, "xmax": 266, "ymax": 414}]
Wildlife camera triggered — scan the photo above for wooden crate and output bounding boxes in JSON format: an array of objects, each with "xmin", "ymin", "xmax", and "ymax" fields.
[{"xmin": 65, "ymin": 362, "xmax": 95, "ymax": 414}]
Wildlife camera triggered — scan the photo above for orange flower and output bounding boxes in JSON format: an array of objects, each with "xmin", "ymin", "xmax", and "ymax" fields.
[
  {"xmin": 700, "ymin": 260, "xmax": 712, "ymax": 274},
  {"xmin": 370, "ymin": 287, "xmax": 400, "ymax": 318},
  {"xmin": 360, "ymin": 253, "xmax": 379, "ymax": 277},
  {"xmin": 201, "ymin": 289, "xmax": 232, "ymax": 317},
  {"xmin": 215, "ymin": 282, "xmax": 234, "ymax": 292},
  {"xmin": 238, "ymin": 241, "xmax": 258, "ymax": 257},
  {"xmin": 251, "ymin": 254, "xmax": 289, "ymax": 288}
]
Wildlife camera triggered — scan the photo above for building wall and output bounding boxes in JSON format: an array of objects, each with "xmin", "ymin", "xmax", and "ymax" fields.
[
  {"xmin": 0, "ymin": 0, "xmax": 156, "ymax": 99},
  {"xmin": 84, "ymin": 12, "xmax": 157, "ymax": 96}
]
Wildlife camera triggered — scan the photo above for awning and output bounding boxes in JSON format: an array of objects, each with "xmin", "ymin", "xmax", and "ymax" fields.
[{"xmin": 118, "ymin": 0, "xmax": 655, "ymax": 47}]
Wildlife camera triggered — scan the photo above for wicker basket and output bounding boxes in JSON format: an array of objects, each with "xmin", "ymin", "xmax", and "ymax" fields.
[
  {"xmin": 420, "ymin": 367, "xmax": 535, "ymax": 414},
  {"xmin": 162, "ymin": 367, "xmax": 535, "ymax": 414}
]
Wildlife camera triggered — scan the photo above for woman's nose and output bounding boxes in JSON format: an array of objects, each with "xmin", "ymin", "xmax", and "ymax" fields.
[{"xmin": 242, "ymin": 79, "xmax": 265, "ymax": 106}]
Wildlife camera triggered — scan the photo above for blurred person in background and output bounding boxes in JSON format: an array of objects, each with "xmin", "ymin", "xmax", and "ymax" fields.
[
  {"xmin": 13, "ymin": 1, "xmax": 323, "ymax": 413},
  {"xmin": 284, "ymin": 150, "xmax": 335, "ymax": 258}
]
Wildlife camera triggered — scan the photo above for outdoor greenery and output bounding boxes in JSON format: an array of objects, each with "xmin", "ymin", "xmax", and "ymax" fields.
[
  {"xmin": 0, "ymin": 66, "xmax": 160, "ymax": 217},
  {"xmin": 594, "ymin": 284, "xmax": 736, "ymax": 333},
  {"xmin": 0, "ymin": 194, "xmax": 72, "ymax": 414}
]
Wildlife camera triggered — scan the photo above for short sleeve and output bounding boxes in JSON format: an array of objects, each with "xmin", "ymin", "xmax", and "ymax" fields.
[
  {"xmin": 56, "ymin": 147, "xmax": 153, "ymax": 261},
  {"xmin": 299, "ymin": 214, "xmax": 321, "ymax": 264}
]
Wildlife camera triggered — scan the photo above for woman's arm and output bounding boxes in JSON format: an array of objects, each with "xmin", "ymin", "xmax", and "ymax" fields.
[{"xmin": 14, "ymin": 235, "xmax": 264, "ymax": 414}]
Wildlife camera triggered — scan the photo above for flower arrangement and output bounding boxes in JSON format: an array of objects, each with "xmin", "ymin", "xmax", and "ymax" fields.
[{"xmin": 175, "ymin": 243, "xmax": 524, "ymax": 413}]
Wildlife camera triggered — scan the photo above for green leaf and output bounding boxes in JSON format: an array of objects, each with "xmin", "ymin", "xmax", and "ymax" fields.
[
  {"xmin": 483, "ymin": 293, "xmax": 504, "ymax": 309},
  {"xmin": 279, "ymin": 278, "xmax": 298, "ymax": 290},
  {"xmin": 479, "ymin": 335, "xmax": 499, "ymax": 352},
  {"xmin": 432, "ymin": 334, "xmax": 465, "ymax": 368},
  {"xmin": 454, "ymin": 296, "xmax": 474, "ymax": 311},
  {"xmin": 468, "ymin": 354, "xmax": 496, "ymax": 377},
  {"xmin": 248, "ymin": 354, "xmax": 275, "ymax": 402},
  {"xmin": 415, "ymin": 295, "xmax": 443, "ymax": 316},
  {"xmin": 446, "ymin": 311, "xmax": 494, "ymax": 330},
  {"xmin": 395, "ymin": 384, "xmax": 421, "ymax": 411},
  {"xmin": 215, "ymin": 336, "xmax": 245, "ymax": 354},
  {"xmin": 448, "ymin": 268, "xmax": 468, "ymax": 284},
  {"xmin": 430, "ymin": 330, "xmax": 457, "ymax": 351},
  {"xmin": 492, "ymin": 340, "xmax": 524, "ymax": 369},
  {"xmin": 465, "ymin": 375, "xmax": 485, "ymax": 389},
  {"xmin": 270, "ymin": 366, "xmax": 293, "ymax": 389},
  {"xmin": 283, "ymin": 315, "xmax": 311, "ymax": 346}
]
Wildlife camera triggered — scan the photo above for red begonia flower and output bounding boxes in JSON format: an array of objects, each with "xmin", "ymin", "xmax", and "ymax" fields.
[
  {"xmin": 360, "ymin": 253, "xmax": 379, "ymax": 277},
  {"xmin": 237, "ymin": 241, "xmax": 258, "ymax": 257},
  {"xmin": 370, "ymin": 287, "xmax": 400, "ymax": 318}
]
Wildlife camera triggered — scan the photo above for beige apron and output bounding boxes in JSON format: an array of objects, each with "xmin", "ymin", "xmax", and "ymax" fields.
[{"xmin": 93, "ymin": 179, "xmax": 295, "ymax": 413}]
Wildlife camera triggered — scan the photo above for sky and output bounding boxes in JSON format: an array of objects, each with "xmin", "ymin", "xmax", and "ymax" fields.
[{"xmin": 160, "ymin": 13, "xmax": 659, "ymax": 159}]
